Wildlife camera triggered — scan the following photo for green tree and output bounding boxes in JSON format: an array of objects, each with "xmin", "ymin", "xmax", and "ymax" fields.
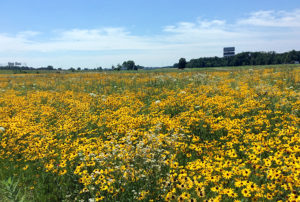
[
  {"xmin": 122, "ymin": 60, "xmax": 135, "ymax": 70},
  {"xmin": 178, "ymin": 58, "xmax": 187, "ymax": 69},
  {"xmin": 47, "ymin": 65, "xmax": 54, "ymax": 70},
  {"xmin": 117, "ymin": 64, "xmax": 122, "ymax": 71}
]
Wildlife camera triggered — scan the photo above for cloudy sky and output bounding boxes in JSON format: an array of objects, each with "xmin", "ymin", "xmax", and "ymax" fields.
[{"xmin": 0, "ymin": 0, "xmax": 300, "ymax": 68}]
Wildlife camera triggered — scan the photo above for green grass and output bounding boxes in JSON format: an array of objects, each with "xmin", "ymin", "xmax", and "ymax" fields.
[{"xmin": 1, "ymin": 64, "xmax": 299, "ymax": 74}]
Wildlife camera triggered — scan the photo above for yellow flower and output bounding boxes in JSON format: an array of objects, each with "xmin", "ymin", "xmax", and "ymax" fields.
[
  {"xmin": 223, "ymin": 170, "xmax": 232, "ymax": 179},
  {"xmin": 241, "ymin": 188, "xmax": 251, "ymax": 197},
  {"xmin": 211, "ymin": 185, "xmax": 222, "ymax": 193},
  {"xmin": 59, "ymin": 169, "xmax": 67, "ymax": 175},
  {"xmin": 22, "ymin": 165, "xmax": 29, "ymax": 170},
  {"xmin": 241, "ymin": 168, "xmax": 251, "ymax": 177}
]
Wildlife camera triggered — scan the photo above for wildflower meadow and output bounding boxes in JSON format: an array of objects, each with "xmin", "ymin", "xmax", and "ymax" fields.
[{"xmin": 0, "ymin": 66, "xmax": 299, "ymax": 201}]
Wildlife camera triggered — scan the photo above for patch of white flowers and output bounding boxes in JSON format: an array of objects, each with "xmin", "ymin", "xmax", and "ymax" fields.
[
  {"xmin": 89, "ymin": 93, "xmax": 97, "ymax": 97},
  {"xmin": 0, "ymin": 127, "xmax": 5, "ymax": 133}
]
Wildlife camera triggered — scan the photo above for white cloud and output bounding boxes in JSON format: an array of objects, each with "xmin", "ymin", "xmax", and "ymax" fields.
[
  {"xmin": 0, "ymin": 28, "xmax": 163, "ymax": 52},
  {"xmin": 238, "ymin": 9, "xmax": 300, "ymax": 27},
  {"xmin": 1, "ymin": 9, "xmax": 300, "ymax": 68},
  {"xmin": 162, "ymin": 20, "xmax": 243, "ymax": 45},
  {"xmin": 0, "ymin": 34, "xmax": 31, "ymax": 51},
  {"xmin": 17, "ymin": 31, "xmax": 40, "ymax": 38}
]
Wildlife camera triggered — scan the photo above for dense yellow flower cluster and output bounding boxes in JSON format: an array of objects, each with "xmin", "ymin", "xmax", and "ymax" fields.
[{"xmin": 0, "ymin": 67, "xmax": 299, "ymax": 201}]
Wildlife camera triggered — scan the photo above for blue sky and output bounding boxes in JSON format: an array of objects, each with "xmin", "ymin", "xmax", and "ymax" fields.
[{"xmin": 1, "ymin": 0, "xmax": 300, "ymax": 68}]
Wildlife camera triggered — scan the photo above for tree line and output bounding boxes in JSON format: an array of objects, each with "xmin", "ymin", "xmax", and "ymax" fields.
[
  {"xmin": 0, "ymin": 60, "xmax": 145, "ymax": 72},
  {"xmin": 1, "ymin": 50, "xmax": 299, "ymax": 72},
  {"xmin": 174, "ymin": 50, "xmax": 300, "ymax": 68}
]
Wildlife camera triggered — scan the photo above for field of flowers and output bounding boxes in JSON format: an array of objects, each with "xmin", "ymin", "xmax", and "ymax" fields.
[{"xmin": 0, "ymin": 66, "xmax": 299, "ymax": 201}]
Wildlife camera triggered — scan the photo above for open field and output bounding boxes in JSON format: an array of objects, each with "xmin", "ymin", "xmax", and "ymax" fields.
[
  {"xmin": 0, "ymin": 66, "xmax": 299, "ymax": 201},
  {"xmin": 1, "ymin": 64, "xmax": 300, "ymax": 74}
]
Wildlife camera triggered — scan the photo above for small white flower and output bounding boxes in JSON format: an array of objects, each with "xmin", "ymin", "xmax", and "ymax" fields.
[
  {"xmin": 0, "ymin": 127, "xmax": 5, "ymax": 133},
  {"xmin": 155, "ymin": 100, "xmax": 161, "ymax": 104},
  {"xmin": 89, "ymin": 93, "xmax": 97, "ymax": 97}
]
